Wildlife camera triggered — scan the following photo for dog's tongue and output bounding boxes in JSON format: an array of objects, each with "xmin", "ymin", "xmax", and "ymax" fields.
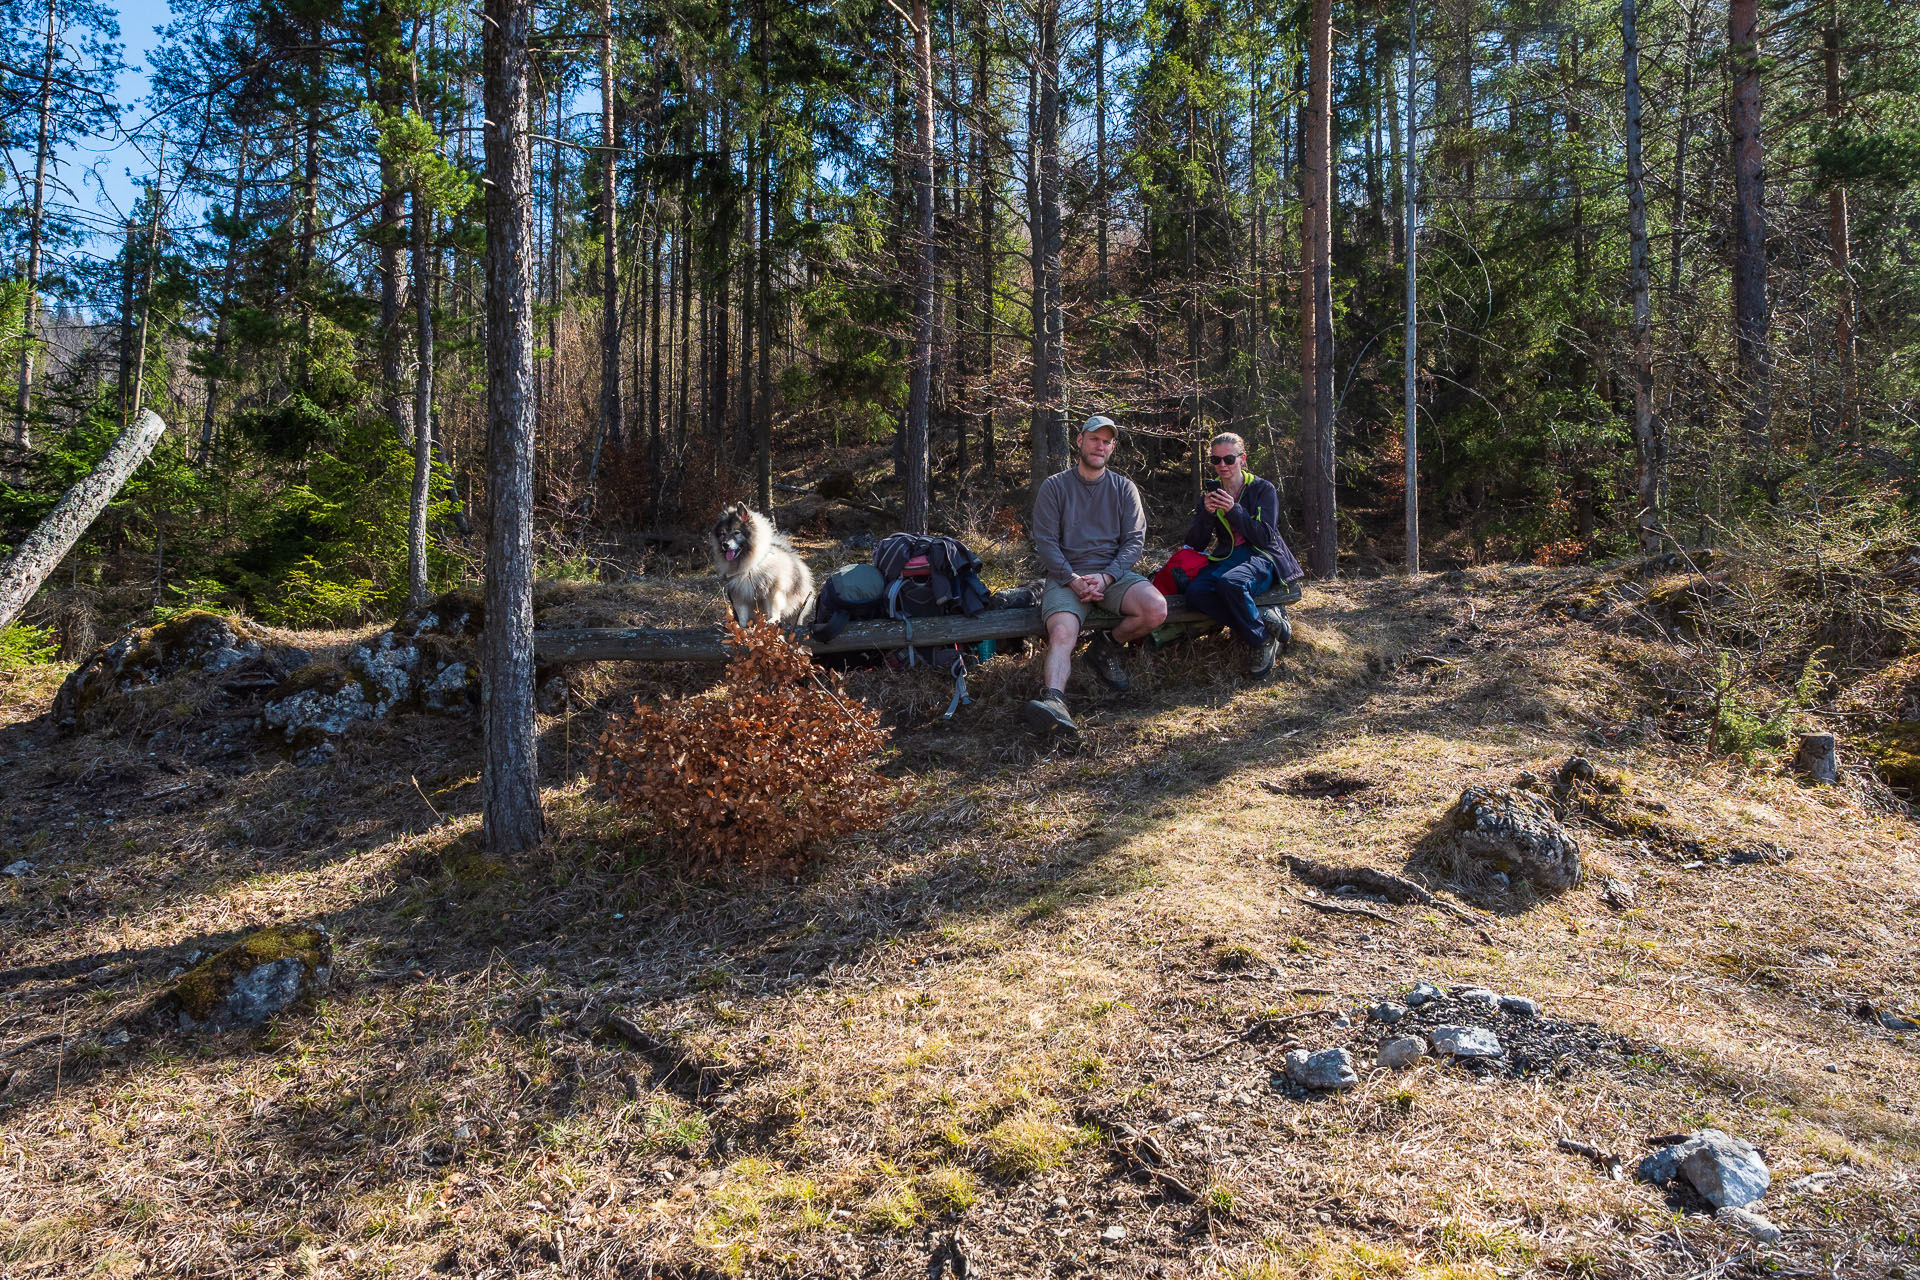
[{"xmin": 724, "ymin": 548, "xmax": 738, "ymax": 561}]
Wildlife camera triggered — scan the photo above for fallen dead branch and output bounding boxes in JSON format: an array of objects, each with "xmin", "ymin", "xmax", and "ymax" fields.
[
  {"xmin": 1285, "ymin": 854, "xmax": 1486, "ymax": 922},
  {"xmin": 1285, "ymin": 890, "xmax": 1397, "ymax": 925}
]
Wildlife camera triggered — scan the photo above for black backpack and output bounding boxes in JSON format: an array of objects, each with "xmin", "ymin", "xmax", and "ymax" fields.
[
  {"xmin": 810, "ymin": 563, "xmax": 889, "ymax": 642},
  {"xmin": 871, "ymin": 533, "xmax": 991, "ymax": 717}
]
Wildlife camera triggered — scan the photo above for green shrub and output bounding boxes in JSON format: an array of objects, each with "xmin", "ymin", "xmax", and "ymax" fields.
[{"xmin": 0, "ymin": 623, "xmax": 58, "ymax": 670}]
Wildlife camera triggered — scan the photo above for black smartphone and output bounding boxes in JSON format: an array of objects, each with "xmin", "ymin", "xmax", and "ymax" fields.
[{"xmin": 1203, "ymin": 477, "xmax": 1223, "ymax": 493}]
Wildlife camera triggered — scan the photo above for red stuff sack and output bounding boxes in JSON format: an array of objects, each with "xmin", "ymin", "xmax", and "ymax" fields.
[{"xmin": 1153, "ymin": 548, "xmax": 1213, "ymax": 597}]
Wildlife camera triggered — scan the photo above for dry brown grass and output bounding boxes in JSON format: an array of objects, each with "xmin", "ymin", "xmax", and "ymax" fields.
[{"xmin": 2, "ymin": 567, "xmax": 1917, "ymax": 1279}]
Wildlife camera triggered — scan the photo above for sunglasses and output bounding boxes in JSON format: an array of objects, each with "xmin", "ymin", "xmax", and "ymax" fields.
[{"xmin": 1209, "ymin": 454, "xmax": 1241, "ymax": 466}]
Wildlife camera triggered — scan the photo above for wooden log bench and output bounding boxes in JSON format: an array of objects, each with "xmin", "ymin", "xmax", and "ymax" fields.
[{"xmin": 533, "ymin": 583, "xmax": 1303, "ymax": 664}]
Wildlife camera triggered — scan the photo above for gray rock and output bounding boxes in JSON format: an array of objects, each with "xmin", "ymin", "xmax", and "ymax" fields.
[
  {"xmin": 1406, "ymin": 982, "xmax": 1446, "ymax": 1007},
  {"xmin": 1449, "ymin": 785, "xmax": 1583, "ymax": 891},
  {"xmin": 1878, "ymin": 1009, "xmax": 1920, "ymax": 1033},
  {"xmin": 1602, "ymin": 877, "xmax": 1636, "ymax": 909},
  {"xmin": 1675, "ymin": 1129, "xmax": 1770, "ymax": 1209},
  {"xmin": 1, "ymin": 860, "xmax": 33, "ymax": 877},
  {"xmin": 1715, "ymin": 1205, "xmax": 1781, "ymax": 1244},
  {"xmin": 1428, "ymin": 1024, "xmax": 1503, "ymax": 1058},
  {"xmin": 1378, "ymin": 1036, "xmax": 1427, "ymax": 1070},
  {"xmin": 1636, "ymin": 1145, "xmax": 1682, "ymax": 1186},
  {"xmin": 1499, "ymin": 995, "xmax": 1539, "ymax": 1018},
  {"xmin": 1456, "ymin": 986, "xmax": 1501, "ymax": 1008},
  {"xmin": 1284, "ymin": 1048, "xmax": 1360, "ymax": 1091},
  {"xmin": 1370, "ymin": 1001, "xmax": 1408, "ymax": 1025}
]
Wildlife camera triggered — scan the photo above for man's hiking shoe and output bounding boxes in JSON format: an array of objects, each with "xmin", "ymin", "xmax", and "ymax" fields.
[
  {"xmin": 1085, "ymin": 632, "xmax": 1131, "ymax": 692},
  {"xmin": 1023, "ymin": 693, "xmax": 1078, "ymax": 738}
]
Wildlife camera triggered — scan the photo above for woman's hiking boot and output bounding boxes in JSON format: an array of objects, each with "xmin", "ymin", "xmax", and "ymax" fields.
[
  {"xmin": 1023, "ymin": 689, "xmax": 1078, "ymax": 738},
  {"xmin": 1084, "ymin": 632, "xmax": 1131, "ymax": 692},
  {"xmin": 1248, "ymin": 607, "xmax": 1290, "ymax": 678}
]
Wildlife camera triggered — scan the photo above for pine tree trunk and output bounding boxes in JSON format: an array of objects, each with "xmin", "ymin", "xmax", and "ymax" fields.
[
  {"xmin": 1825, "ymin": 18, "xmax": 1854, "ymax": 442},
  {"xmin": 1301, "ymin": 0, "xmax": 1336, "ymax": 577},
  {"xmin": 481, "ymin": 0, "xmax": 545, "ymax": 854},
  {"xmin": 755, "ymin": 0, "xmax": 774, "ymax": 511},
  {"xmin": 1403, "ymin": 0, "xmax": 1419, "ymax": 573},
  {"xmin": 976, "ymin": 19, "xmax": 996, "ymax": 480},
  {"xmin": 1094, "ymin": 0, "xmax": 1108, "ymax": 297},
  {"xmin": 903, "ymin": 0, "xmax": 936, "ymax": 533},
  {"xmin": 1729, "ymin": 0, "xmax": 1771, "ymax": 453},
  {"xmin": 596, "ymin": 0, "xmax": 623, "ymax": 473},
  {"xmin": 1624, "ymin": 0, "xmax": 1660, "ymax": 551},
  {"xmin": 14, "ymin": 0, "xmax": 57, "ymax": 451},
  {"xmin": 200, "ymin": 129, "xmax": 249, "ymax": 465}
]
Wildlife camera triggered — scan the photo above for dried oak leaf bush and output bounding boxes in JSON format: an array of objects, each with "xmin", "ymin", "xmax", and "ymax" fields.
[{"xmin": 590, "ymin": 620, "xmax": 896, "ymax": 871}]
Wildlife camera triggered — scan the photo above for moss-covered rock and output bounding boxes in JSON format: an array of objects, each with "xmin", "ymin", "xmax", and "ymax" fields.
[
  {"xmin": 171, "ymin": 925, "xmax": 332, "ymax": 1033},
  {"xmin": 1865, "ymin": 722, "xmax": 1920, "ymax": 797},
  {"xmin": 51, "ymin": 611, "xmax": 309, "ymax": 733}
]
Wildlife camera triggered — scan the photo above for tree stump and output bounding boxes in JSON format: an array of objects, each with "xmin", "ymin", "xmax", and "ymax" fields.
[{"xmin": 1795, "ymin": 733, "xmax": 1838, "ymax": 785}]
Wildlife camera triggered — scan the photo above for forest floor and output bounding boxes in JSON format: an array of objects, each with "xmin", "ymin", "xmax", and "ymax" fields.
[{"xmin": 1, "ymin": 561, "xmax": 1918, "ymax": 1279}]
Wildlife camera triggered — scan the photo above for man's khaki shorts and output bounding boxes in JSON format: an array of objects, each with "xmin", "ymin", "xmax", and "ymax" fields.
[{"xmin": 1041, "ymin": 571, "xmax": 1152, "ymax": 626}]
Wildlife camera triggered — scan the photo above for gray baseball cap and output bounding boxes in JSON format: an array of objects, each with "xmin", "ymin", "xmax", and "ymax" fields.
[{"xmin": 1080, "ymin": 414, "xmax": 1120, "ymax": 437}]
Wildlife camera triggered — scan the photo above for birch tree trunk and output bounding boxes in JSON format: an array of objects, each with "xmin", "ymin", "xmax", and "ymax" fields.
[
  {"xmin": 0, "ymin": 411, "xmax": 167, "ymax": 632},
  {"xmin": 481, "ymin": 0, "xmax": 545, "ymax": 853},
  {"xmin": 408, "ymin": 181, "xmax": 436, "ymax": 609}
]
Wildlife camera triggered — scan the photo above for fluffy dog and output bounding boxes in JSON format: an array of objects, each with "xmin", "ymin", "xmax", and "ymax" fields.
[{"xmin": 708, "ymin": 502, "xmax": 814, "ymax": 627}]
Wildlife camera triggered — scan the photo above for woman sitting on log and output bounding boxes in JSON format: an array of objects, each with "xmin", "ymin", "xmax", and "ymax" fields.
[{"xmin": 1178, "ymin": 432, "xmax": 1306, "ymax": 677}]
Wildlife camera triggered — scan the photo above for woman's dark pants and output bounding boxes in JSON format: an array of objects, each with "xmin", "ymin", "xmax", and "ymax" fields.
[{"xmin": 1183, "ymin": 546, "xmax": 1279, "ymax": 646}]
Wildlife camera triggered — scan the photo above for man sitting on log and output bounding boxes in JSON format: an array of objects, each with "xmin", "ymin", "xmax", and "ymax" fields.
[{"xmin": 1025, "ymin": 415, "xmax": 1169, "ymax": 737}]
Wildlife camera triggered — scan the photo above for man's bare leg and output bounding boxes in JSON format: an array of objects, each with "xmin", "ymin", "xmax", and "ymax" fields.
[
  {"xmin": 1042, "ymin": 612, "xmax": 1080, "ymax": 692},
  {"xmin": 1110, "ymin": 581, "xmax": 1169, "ymax": 644}
]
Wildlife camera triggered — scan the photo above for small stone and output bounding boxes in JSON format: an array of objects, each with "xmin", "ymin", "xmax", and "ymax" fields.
[
  {"xmin": 1428, "ymin": 1025, "xmax": 1503, "ymax": 1058},
  {"xmin": 1602, "ymin": 877, "xmax": 1636, "ymax": 909},
  {"xmin": 1824, "ymin": 1063, "xmax": 1839, "ymax": 1073},
  {"xmin": 1330, "ymin": 1013, "xmax": 1353, "ymax": 1029},
  {"xmin": 1370, "ymin": 1001, "xmax": 1408, "ymax": 1024},
  {"xmin": 452, "ymin": 1124, "xmax": 473, "ymax": 1142},
  {"xmin": 1715, "ymin": 1205, "xmax": 1782, "ymax": 1244},
  {"xmin": 1100, "ymin": 1224, "xmax": 1126, "ymax": 1244},
  {"xmin": 1488, "ymin": 872, "xmax": 1510, "ymax": 891},
  {"xmin": 1877, "ymin": 1009, "xmax": 1920, "ymax": 1032},
  {"xmin": 1284, "ymin": 1047, "xmax": 1360, "ymax": 1091},
  {"xmin": 1378, "ymin": 1036, "xmax": 1427, "ymax": 1070},
  {"xmin": 1676, "ymin": 1129, "xmax": 1770, "ymax": 1209},
  {"xmin": 101, "ymin": 1028, "xmax": 129, "ymax": 1046},
  {"xmin": 1499, "ymin": 995, "xmax": 1539, "ymax": 1017},
  {"xmin": 1406, "ymin": 982, "xmax": 1446, "ymax": 1007},
  {"xmin": 0, "ymin": 860, "xmax": 32, "ymax": 877},
  {"xmin": 1456, "ymin": 986, "xmax": 1501, "ymax": 1008}
]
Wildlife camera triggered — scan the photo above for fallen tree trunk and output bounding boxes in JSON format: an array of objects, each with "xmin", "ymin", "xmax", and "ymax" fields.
[
  {"xmin": 0, "ymin": 409, "xmax": 167, "ymax": 632},
  {"xmin": 534, "ymin": 584, "xmax": 1302, "ymax": 664}
]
